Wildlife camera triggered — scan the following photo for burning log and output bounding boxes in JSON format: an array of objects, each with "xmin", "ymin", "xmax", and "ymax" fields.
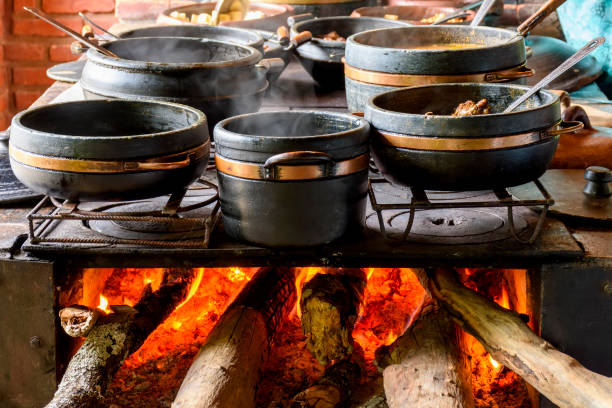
[
  {"xmin": 289, "ymin": 359, "xmax": 361, "ymax": 408},
  {"xmin": 300, "ymin": 269, "xmax": 366, "ymax": 366},
  {"xmin": 45, "ymin": 269, "xmax": 194, "ymax": 408},
  {"xmin": 59, "ymin": 305, "xmax": 101, "ymax": 337},
  {"xmin": 417, "ymin": 267, "xmax": 612, "ymax": 408},
  {"xmin": 375, "ymin": 294, "xmax": 474, "ymax": 408},
  {"xmin": 172, "ymin": 267, "xmax": 296, "ymax": 408}
]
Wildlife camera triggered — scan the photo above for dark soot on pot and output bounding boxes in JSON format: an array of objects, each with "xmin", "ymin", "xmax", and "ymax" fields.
[
  {"xmin": 104, "ymin": 38, "xmax": 252, "ymax": 63},
  {"xmin": 224, "ymin": 112, "xmax": 363, "ymax": 137},
  {"xmin": 19, "ymin": 101, "xmax": 200, "ymax": 136}
]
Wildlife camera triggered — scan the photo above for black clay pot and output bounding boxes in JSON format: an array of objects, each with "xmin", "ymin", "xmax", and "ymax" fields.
[
  {"xmin": 345, "ymin": 25, "xmax": 534, "ymax": 112},
  {"xmin": 80, "ymin": 38, "xmax": 285, "ymax": 130},
  {"xmin": 290, "ymin": 16, "xmax": 410, "ymax": 89},
  {"xmin": 9, "ymin": 100, "xmax": 209, "ymax": 201},
  {"xmin": 365, "ymin": 83, "xmax": 582, "ymax": 191},
  {"xmin": 214, "ymin": 111, "xmax": 370, "ymax": 247}
]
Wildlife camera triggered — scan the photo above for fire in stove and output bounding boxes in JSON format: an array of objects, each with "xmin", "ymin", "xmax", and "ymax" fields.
[{"xmin": 48, "ymin": 265, "xmax": 612, "ymax": 408}]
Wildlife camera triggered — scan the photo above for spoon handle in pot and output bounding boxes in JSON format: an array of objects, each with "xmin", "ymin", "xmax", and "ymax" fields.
[
  {"xmin": 431, "ymin": 11, "xmax": 471, "ymax": 25},
  {"xmin": 470, "ymin": 0, "xmax": 497, "ymax": 27},
  {"xmin": 516, "ymin": 0, "xmax": 567, "ymax": 37},
  {"xmin": 504, "ymin": 37, "xmax": 605, "ymax": 113},
  {"xmin": 78, "ymin": 12, "xmax": 119, "ymax": 39},
  {"xmin": 24, "ymin": 7, "xmax": 119, "ymax": 58}
]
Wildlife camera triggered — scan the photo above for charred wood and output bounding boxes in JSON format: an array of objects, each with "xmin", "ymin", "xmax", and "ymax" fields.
[
  {"xmin": 45, "ymin": 269, "xmax": 194, "ymax": 408},
  {"xmin": 172, "ymin": 267, "xmax": 296, "ymax": 408},
  {"xmin": 300, "ymin": 269, "xmax": 366, "ymax": 366},
  {"xmin": 376, "ymin": 295, "xmax": 473, "ymax": 408},
  {"xmin": 417, "ymin": 267, "xmax": 612, "ymax": 408},
  {"xmin": 59, "ymin": 305, "xmax": 101, "ymax": 338}
]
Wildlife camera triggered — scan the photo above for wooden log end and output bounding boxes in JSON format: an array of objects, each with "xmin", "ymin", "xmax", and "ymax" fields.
[{"xmin": 59, "ymin": 305, "xmax": 101, "ymax": 338}]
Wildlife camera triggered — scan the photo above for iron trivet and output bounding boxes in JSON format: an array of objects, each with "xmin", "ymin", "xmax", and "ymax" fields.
[
  {"xmin": 27, "ymin": 179, "xmax": 220, "ymax": 248},
  {"xmin": 366, "ymin": 178, "xmax": 554, "ymax": 245}
]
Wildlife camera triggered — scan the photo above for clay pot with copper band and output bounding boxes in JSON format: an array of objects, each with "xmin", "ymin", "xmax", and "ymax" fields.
[
  {"xmin": 9, "ymin": 100, "xmax": 210, "ymax": 201},
  {"xmin": 365, "ymin": 83, "xmax": 583, "ymax": 191},
  {"xmin": 344, "ymin": 25, "xmax": 535, "ymax": 112},
  {"xmin": 214, "ymin": 111, "xmax": 370, "ymax": 247},
  {"xmin": 289, "ymin": 14, "xmax": 410, "ymax": 89}
]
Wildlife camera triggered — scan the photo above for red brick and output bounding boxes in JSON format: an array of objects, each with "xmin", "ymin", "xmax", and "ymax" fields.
[
  {"xmin": 13, "ymin": 0, "xmax": 36, "ymax": 13},
  {"xmin": 115, "ymin": 0, "xmax": 168, "ymax": 21},
  {"xmin": 0, "ymin": 69, "xmax": 9, "ymax": 87},
  {"xmin": 13, "ymin": 67, "xmax": 54, "ymax": 86},
  {"xmin": 0, "ymin": 113, "xmax": 12, "ymax": 130},
  {"xmin": 0, "ymin": 90, "xmax": 10, "ymax": 112},
  {"xmin": 15, "ymin": 89, "xmax": 44, "ymax": 110},
  {"xmin": 42, "ymin": 0, "xmax": 116, "ymax": 14},
  {"xmin": 85, "ymin": 14, "xmax": 118, "ymax": 29},
  {"xmin": 49, "ymin": 44, "xmax": 78, "ymax": 62},
  {"xmin": 4, "ymin": 43, "xmax": 46, "ymax": 61},
  {"xmin": 12, "ymin": 16, "xmax": 83, "ymax": 36}
]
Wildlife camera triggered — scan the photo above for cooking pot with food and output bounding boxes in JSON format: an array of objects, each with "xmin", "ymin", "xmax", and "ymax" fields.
[
  {"xmin": 214, "ymin": 111, "xmax": 370, "ymax": 247},
  {"xmin": 365, "ymin": 83, "xmax": 583, "ymax": 191},
  {"xmin": 344, "ymin": 26, "xmax": 535, "ymax": 112},
  {"xmin": 80, "ymin": 37, "xmax": 284, "ymax": 131},
  {"xmin": 9, "ymin": 100, "xmax": 210, "ymax": 201}
]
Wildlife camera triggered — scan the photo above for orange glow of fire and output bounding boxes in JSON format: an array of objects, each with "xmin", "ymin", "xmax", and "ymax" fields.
[
  {"xmin": 176, "ymin": 268, "xmax": 205, "ymax": 310},
  {"xmin": 97, "ymin": 295, "xmax": 111, "ymax": 314},
  {"xmin": 489, "ymin": 355, "xmax": 501, "ymax": 369},
  {"xmin": 228, "ymin": 267, "xmax": 250, "ymax": 283},
  {"xmin": 294, "ymin": 267, "xmax": 330, "ymax": 318}
]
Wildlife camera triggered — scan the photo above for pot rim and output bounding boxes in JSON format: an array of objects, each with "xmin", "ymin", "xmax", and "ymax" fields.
[
  {"xmin": 11, "ymin": 99, "xmax": 208, "ymax": 142},
  {"xmin": 86, "ymin": 37, "xmax": 263, "ymax": 70}
]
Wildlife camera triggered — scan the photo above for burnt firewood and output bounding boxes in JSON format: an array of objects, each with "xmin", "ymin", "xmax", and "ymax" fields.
[
  {"xmin": 300, "ymin": 269, "xmax": 366, "ymax": 366},
  {"xmin": 289, "ymin": 359, "xmax": 361, "ymax": 408},
  {"xmin": 417, "ymin": 267, "xmax": 612, "ymax": 408},
  {"xmin": 59, "ymin": 305, "xmax": 101, "ymax": 338},
  {"xmin": 376, "ymin": 295, "xmax": 474, "ymax": 408},
  {"xmin": 45, "ymin": 269, "xmax": 194, "ymax": 408},
  {"xmin": 172, "ymin": 267, "xmax": 296, "ymax": 408}
]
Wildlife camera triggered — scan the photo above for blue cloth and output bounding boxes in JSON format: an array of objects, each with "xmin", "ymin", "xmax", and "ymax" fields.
[{"xmin": 557, "ymin": 0, "xmax": 612, "ymax": 76}]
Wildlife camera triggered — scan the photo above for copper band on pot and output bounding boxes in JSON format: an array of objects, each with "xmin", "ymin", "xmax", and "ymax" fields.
[
  {"xmin": 375, "ymin": 129, "xmax": 557, "ymax": 151},
  {"xmin": 215, "ymin": 153, "xmax": 369, "ymax": 181},
  {"xmin": 343, "ymin": 62, "xmax": 533, "ymax": 86},
  {"xmin": 9, "ymin": 142, "xmax": 209, "ymax": 174}
]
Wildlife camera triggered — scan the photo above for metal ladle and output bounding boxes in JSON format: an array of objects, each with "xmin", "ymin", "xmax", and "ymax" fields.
[
  {"xmin": 78, "ymin": 12, "xmax": 119, "ymax": 40},
  {"xmin": 470, "ymin": 0, "xmax": 497, "ymax": 27},
  {"xmin": 504, "ymin": 37, "xmax": 605, "ymax": 112},
  {"xmin": 23, "ymin": 7, "xmax": 119, "ymax": 58}
]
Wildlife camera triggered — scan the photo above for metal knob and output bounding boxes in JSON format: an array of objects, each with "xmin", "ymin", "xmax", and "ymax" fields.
[{"xmin": 583, "ymin": 166, "xmax": 611, "ymax": 198}]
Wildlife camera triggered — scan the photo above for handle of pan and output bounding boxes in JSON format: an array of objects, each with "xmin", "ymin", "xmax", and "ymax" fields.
[
  {"xmin": 546, "ymin": 120, "xmax": 584, "ymax": 136},
  {"xmin": 264, "ymin": 151, "xmax": 334, "ymax": 168},
  {"xmin": 257, "ymin": 57, "xmax": 286, "ymax": 83},
  {"xmin": 485, "ymin": 66, "xmax": 535, "ymax": 82},
  {"xmin": 516, "ymin": 0, "xmax": 568, "ymax": 37},
  {"xmin": 287, "ymin": 13, "xmax": 314, "ymax": 27}
]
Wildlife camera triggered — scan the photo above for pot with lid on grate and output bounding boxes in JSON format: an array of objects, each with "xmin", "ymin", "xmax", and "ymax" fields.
[{"xmin": 214, "ymin": 111, "xmax": 370, "ymax": 247}]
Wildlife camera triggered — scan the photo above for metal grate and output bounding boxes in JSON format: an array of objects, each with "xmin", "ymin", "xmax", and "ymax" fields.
[
  {"xmin": 26, "ymin": 179, "xmax": 220, "ymax": 248},
  {"xmin": 368, "ymin": 178, "xmax": 554, "ymax": 244}
]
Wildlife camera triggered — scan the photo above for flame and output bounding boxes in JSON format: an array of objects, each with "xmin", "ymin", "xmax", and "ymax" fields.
[
  {"xmin": 497, "ymin": 285, "xmax": 510, "ymax": 309},
  {"xmin": 97, "ymin": 294, "xmax": 111, "ymax": 314},
  {"xmin": 176, "ymin": 268, "xmax": 205, "ymax": 310},
  {"xmin": 227, "ymin": 267, "xmax": 250, "ymax": 282},
  {"xmin": 488, "ymin": 355, "xmax": 501, "ymax": 369}
]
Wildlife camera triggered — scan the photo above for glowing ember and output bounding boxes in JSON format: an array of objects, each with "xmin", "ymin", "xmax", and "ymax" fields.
[
  {"xmin": 489, "ymin": 355, "xmax": 501, "ymax": 369},
  {"xmin": 228, "ymin": 267, "xmax": 250, "ymax": 282},
  {"xmin": 97, "ymin": 295, "xmax": 111, "ymax": 314},
  {"xmin": 176, "ymin": 268, "xmax": 205, "ymax": 310}
]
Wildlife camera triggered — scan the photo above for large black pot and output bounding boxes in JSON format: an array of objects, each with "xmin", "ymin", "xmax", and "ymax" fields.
[
  {"xmin": 344, "ymin": 26, "xmax": 534, "ymax": 112},
  {"xmin": 214, "ymin": 111, "xmax": 370, "ymax": 247},
  {"xmin": 290, "ymin": 15, "xmax": 409, "ymax": 89},
  {"xmin": 80, "ymin": 37, "xmax": 284, "ymax": 130},
  {"xmin": 9, "ymin": 100, "xmax": 209, "ymax": 201},
  {"xmin": 365, "ymin": 83, "xmax": 583, "ymax": 191}
]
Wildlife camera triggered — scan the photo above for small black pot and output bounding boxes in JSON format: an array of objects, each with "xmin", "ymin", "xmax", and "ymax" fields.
[
  {"xmin": 290, "ymin": 16, "xmax": 409, "ymax": 89},
  {"xmin": 9, "ymin": 100, "xmax": 209, "ymax": 201},
  {"xmin": 365, "ymin": 83, "xmax": 582, "ymax": 191},
  {"xmin": 214, "ymin": 111, "xmax": 370, "ymax": 247}
]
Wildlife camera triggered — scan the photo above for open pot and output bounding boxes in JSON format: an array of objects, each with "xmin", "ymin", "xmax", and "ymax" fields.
[
  {"xmin": 289, "ymin": 15, "xmax": 410, "ymax": 89},
  {"xmin": 80, "ymin": 37, "xmax": 284, "ymax": 130},
  {"xmin": 9, "ymin": 100, "xmax": 210, "ymax": 201},
  {"xmin": 258, "ymin": 0, "xmax": 376, "ymax": 17},
  {"xmin": 344, "ymin": 26, "xmax": 535, "ymax": 112},
  {"xmin": 365, "ymin": 83, "xmax": 583, "ymax": 191},
  {"xmin": 214, "ymin": 111, "xmax": 370, "ymax": 247},
  {"xmin": 350, "ymin": 5, "xmax": 476, "ymax": 24}
]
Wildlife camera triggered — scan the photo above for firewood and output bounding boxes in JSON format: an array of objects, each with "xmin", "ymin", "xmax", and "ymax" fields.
[
  {"xmin": 417, "ymin": 267, "xmax": 612, "ymax": 408},
  {"xmin": 300, "ymin": 269, "xmax": 366, "ymax": 366},
  {"xmin": 59, "ymin": 305, "xmax": 101, "ymax": 337},
  {"xmin": 172, "ymin": 267, "xmax": 296, "ymax": 408},
  {"xmin": 45, "ymin": 269, "xmax": 194, "ymax": 408},
  {"xmin": 289, "ymin": 359, "xmax": 361, "ymax": 408},
  {"xmin": 375, "ymin": 294, "xmax": 474, "ymax": 408}
]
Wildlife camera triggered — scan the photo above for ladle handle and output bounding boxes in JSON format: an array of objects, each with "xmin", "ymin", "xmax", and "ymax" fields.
[
  {"xmin": 516, "ymin": 0, "xmax": 567, "ymax": 37},
  {"xmin": 431, "ymin": 11, "xmax": 471, "ymax": 25},
  {"xmin": 23, "ymin": 7, "xmax": 118, "ymax": 58},
  {"xmin": 470, "ymin": 0, "xmax": 496, "ymax": 26},
  {"xmin": 78, "ymin": 12, "xmax": 119, "ymax": 39},
  {"xmin": 504, "ymin": 37, "xmax": 605, "ymax": 113}
]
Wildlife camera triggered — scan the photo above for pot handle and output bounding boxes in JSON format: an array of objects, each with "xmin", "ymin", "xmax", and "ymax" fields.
[
  {"xmin": 257, "ymin": 57, "xmax": 286, "ymax": 83},
  {"xmin": 516, "ymin": 0, "xmax": 567, "ymax": 37},
  {"xmin": 287, "ymin": 13, "xmax": 314, "ymax": 26},
  {"xmin": 263, "ymin": 151, "xmax": 334, "ymax": 179},
  {"xmin": 546, "ymin": 120, "xmax": 584, "ymax": 136},
  {"xmin": 485, "ymin": 66, "xmax": 535, "ymax": 82}
]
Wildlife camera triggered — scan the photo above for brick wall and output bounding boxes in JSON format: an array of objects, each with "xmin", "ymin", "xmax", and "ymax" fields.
[{"xmin": 0, "ymin": 0, "xmax": 118, "ymax": 128}]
